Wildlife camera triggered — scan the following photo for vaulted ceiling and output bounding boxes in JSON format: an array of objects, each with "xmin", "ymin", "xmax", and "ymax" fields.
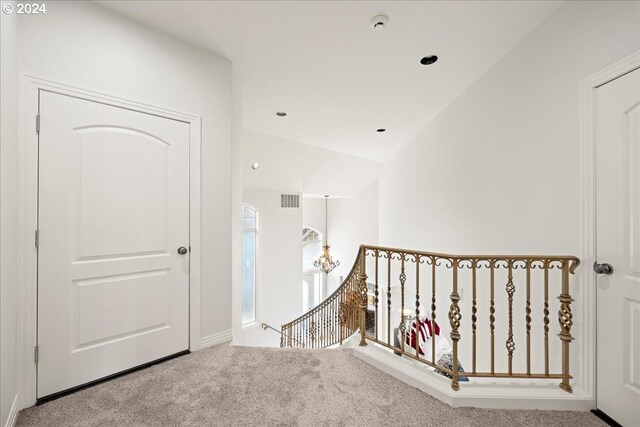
[{"xmin": 100, "ymin": 1, "xmax": 561, "ymax": 162}]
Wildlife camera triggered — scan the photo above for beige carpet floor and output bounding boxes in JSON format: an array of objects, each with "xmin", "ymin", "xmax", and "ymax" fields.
[{"xmin": 17, "ymin": 344, "xmax": 605, "ymax": 426}]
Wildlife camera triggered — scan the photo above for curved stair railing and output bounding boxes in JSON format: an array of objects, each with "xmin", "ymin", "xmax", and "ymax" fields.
[
  {"xmin": 281, "ymin": 244, "xmax": 580, "ymax": 393},
  {"xmin": 280, "ymin": 249, "xmax": 365, "ymax": 349},
  {"xmin": 260, "ymin": 323, "xmax": 306, "ymax": 347}
]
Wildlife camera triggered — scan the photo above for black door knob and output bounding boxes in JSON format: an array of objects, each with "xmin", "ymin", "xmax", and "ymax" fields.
[
  {"xmin": 593, "ymin": 262, "xmax": 613, "ymax": 275},
  {"xmin": 178, "ymin": 246, "xmax": 188, "ymax": 255}
]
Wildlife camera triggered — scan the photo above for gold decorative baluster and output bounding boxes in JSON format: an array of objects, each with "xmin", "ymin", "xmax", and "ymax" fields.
[
  {"xmin": 387, "ymin": 253, "xmax": 392, "ymax": 346},
  {"xmin": 334, "ymin": 300, "xmax": 338, "ymax": 342},
  {"xmin": 544, "ymin": 260, "xmax": 550, "ymax": 376},
  {"xmin": 526, "ymin": 260, "xmax": 532, "ymax": 376},
  {"xmin": 399, "ymin": 254, "xmax": 406, "ymax": 353},
  {"xmin": 358, "ymin": 249, "xmax": 368, "ymax": 346},
  {"xmin": 324, "ymin": 303, "xmax": 327, "ymax": 347},
  {"xmin": 506, "ymin": 260, "xmax": 515, "ymax": 375},
  {"xmin": 324, "ymin": 302, "xmax": 328, "ymax": 347},
  {"xmin": 558, "ymin": 262, "xmax": 574, "ymax": 393},
  {"xmin": 327, "ymin": 302, "xmax": 330, "ymax": 345},
  {"xmin": 471, "ymin": 259, "xmax": 477, "ymax": 374},
  {"xmin": 320, "ymin": 305, "xmax": 323, "ymax": 348},
  {"xmin": 449, "ymin": 258, "xmax": 461, "ymax": 391},
  {"xmin": 375, "ymin": 252, "xmax": 379, "ymax": 341},
  {"xmin": 318, "ymin": 307, "xmax": 321, "ymax": 349},
  {"xmin": 336, "ymin": 298, "xmax": 339, "ymax": 342},
  {"xmin": 415, "ymin": 256, "xmax": 420, "ymax": 358},
  {"xmin": 338, "ymin": 295, "xmax": 342, "ymax": 345},
  {"xmin": 490, "ymin": 259, "xmax": 496, "ymax": 374},
  {"xmin": 318, "ymin": 307, "xmax": 321, "ymax": 348},
  {"xmin": 354, "ymin": 270, "xmax": 360, "ymax": 336},
  {"xmin": 431, "ymin": 258, "xmax": 437, "ymax": 364},
  {"xmin": 311, "ymin": 318, "xmax": 316, "ymax": 348},
  {"xmin": 319, "ymin": 308, "xmax": 322, "ymax": 348}
]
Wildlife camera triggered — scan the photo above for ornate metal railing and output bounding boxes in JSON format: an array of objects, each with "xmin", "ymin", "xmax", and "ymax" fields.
[
  {"xmin": 260, "ymin": 323, "xmax": 306, "ymax": 347},
  {"xmin": 281, "ymin": 245, "xmax": 580, "ymax": 393},
  {"xmin": 280, "ymin": 251, "xmax": 365, "ymax": 349}
]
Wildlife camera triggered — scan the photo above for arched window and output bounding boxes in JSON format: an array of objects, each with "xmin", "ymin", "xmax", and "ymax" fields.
[{"xmin": 242, "ymin": 206, "xmax": 258, "ymax": 324}]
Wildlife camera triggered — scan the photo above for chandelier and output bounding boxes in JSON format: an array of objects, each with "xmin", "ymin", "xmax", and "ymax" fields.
[{"xmin": 314, "ymin": 195, "xmax": 340, "ymax": 274}]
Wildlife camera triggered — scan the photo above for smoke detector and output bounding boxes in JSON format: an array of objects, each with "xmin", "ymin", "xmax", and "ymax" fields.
[{"xmin": 370, "ymin": 15, "xmax": 389, "ymax": 31}]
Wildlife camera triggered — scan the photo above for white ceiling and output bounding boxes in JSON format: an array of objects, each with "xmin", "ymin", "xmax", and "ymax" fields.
[
  {"xmin": 99, "ymin": 1, "xmax": 561, "ymax": 162},
  {"xmin": 242, "ymin": 130, "xmax": 382, "ymax": 197}
]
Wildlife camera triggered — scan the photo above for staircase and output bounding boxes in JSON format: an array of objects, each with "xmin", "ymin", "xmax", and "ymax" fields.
[{"xmin": 277, "ymin": 245, "xmax": 581, "ymax": 394}]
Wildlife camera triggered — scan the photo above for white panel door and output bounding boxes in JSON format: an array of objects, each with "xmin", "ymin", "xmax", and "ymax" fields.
[
  {"xmin": 37, "ymin": 91, "xmax": 190, "ymax": 398},
  {"xmin": 596, "ymin": 68, "xmax": 640, "ymax": 426}
]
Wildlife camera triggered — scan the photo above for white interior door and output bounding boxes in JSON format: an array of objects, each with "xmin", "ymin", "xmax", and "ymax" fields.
[
  {"xmin": 595, "ymin": 67, "xmax": 640, "ymax": 426},
  {"xmin": 37, "ymin": 91, "xmax": 190, "ymax": 398}
]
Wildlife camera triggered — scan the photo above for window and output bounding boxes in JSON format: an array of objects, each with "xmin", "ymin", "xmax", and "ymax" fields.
[
  {"xmin": 302, "ymin": 227, "xmax": 323, "ymax": 312},
  {"xmin": 241, "ymin": 206, "xmax": 258, "ymax": 325},
  {"xmin": 302, "ymin": 227, "xmax": 322, "ymax": 271}
]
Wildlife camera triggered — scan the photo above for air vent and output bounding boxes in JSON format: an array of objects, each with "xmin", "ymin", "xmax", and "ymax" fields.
[{"xmin": 281, "ymin": 194, "xmax": 300, "ymax": 208}]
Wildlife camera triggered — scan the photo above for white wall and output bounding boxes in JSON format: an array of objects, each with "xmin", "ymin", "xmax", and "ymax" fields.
[
  {"xmin": 380, "ymin": 0, "xmax": 639, "ymax": 254},
  {"xmin": 1, "ymin": 2, "xmax": 19, "ymax": 424},
  {"xmin": 303, "ymin": 182, "xmax": 379, "ymax": 295},
  {"xmin": 239, "ymin": 189, "xmax": 303, "ymax": 346},
  {"xmin": 230, "ymin": 67, "xmax": 244, "ymax": 346},
  {"xmin": 378, "ymin": 0, "xmax": 639, "ymax": 393},
  {"xmin": 16, "ymin": 2, "xmax": 233, "ymax": 343}
]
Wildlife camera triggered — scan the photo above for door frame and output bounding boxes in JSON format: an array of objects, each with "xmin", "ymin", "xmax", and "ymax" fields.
[
  {"xmin": 17, "ymin": 75, "xmax": 203, "ymax": 408},
  {"xmin": 579, "ymin": 51, "xmax": 640, "ymax": 402}
]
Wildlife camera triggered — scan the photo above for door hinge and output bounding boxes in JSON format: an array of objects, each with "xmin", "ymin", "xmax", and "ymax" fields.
[
  {"xmin": 34, "ymin": 345, "xmax": 39, "ymax": 364},
  {"xmin": 35, "ymin": 229, "xmax": 39, "ymax": 249},
  {"xmin": 36, "ymin": 114, "xmax": 40, "ymax": 134}
]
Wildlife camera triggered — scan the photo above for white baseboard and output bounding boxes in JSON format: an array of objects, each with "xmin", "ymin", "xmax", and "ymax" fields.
[
  {"xmin": 200, "ymin": 329, "xmax": 232, "ymax": 349},
  {"xmin": 353, "ymin": 343, "xmax": 595, "ymax": 411},
  {"xmin": 4, "ymin": 394, "xmax": 19, "ymax": 427}
]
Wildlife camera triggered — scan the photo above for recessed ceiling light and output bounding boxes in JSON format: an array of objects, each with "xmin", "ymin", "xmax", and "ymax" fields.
[
  {"xmin": 251, "ymin": 162, "xmax": 260, "ymax": 170},
  {"xmin": 377, "ymin": 128, "xmax": 386, "ymax": 133},
  {"xmin": 276, "ymin": 111, "xmax": 287, "ymax": 117},
  {"xmin": 420, "ymin": 55, "xmax": 438, "ymax": 65}
]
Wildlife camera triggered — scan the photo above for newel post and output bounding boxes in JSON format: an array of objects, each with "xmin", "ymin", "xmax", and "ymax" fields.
[
  {"xmin": 358, "ymin": 247, "xmax": 368, "ymax": 347},
  {"xmin": 558, "ymin": 261, "xmax": 574, "ymax": 393},
  {"xmin": 448, "ymin": 259, "xmax": 461, "ymax": 391}
]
